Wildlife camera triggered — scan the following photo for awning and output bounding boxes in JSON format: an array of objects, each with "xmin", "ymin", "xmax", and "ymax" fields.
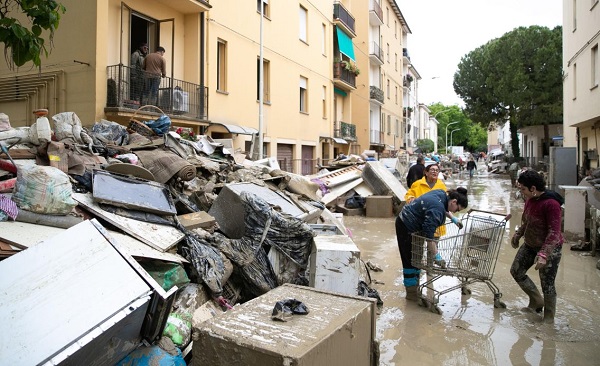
[
  {"xmin": 333, "ymin": 137, "xmax": 348, "ymax": 144},
  {"xmin": 336, "ymin": 27, "xmax": 355, "ymax": 61},
  {"xmin": 210, "ymin": 122, "xmax": 258, "ymax": 135},
  {"xmin": 334, "ymin": 87, "xmax": 347, "ymax": 97}
]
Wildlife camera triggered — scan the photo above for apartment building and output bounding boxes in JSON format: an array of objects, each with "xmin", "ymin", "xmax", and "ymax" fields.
[
  {"xmin": 0, "ymin": 0, "xmax": 423, "ymax": 173},
  {"xmin": 563, "ymin": 0, "xmax": 600, "ymax": 173}
]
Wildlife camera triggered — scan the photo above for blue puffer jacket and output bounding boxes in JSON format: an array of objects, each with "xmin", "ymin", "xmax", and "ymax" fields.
[{"xmin": 400, "ymin": 189, "xmax": 448, "ymax": 239}]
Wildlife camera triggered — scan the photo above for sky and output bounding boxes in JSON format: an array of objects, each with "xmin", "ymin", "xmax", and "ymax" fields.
[{"xmin": 398, "ymin": 0, "xmax": 563, "ymax": 107}]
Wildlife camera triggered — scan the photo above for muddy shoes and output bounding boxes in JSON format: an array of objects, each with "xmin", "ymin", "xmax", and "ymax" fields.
[
  {"xmin": 517, "ymin": 277, "xmax": 544, "ymax": 313},
  {"xmin": 405, "ymin": 285, "xmax": 419, "ymax": 301},
  {"xmin": 543, "ymin": 294, "xmax": 556, "ymax": 323}
]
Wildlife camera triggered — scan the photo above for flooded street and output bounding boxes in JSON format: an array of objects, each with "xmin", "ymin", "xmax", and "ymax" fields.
[{"xmin": 345, "ymin": 168, "xmax": 600, "ymax": 365}]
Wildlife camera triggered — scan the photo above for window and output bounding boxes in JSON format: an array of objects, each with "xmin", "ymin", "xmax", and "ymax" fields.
[
  {"xmin": 256, "ymin": 58, "xmax": 270, "ymax": 102},
  {"xmin": 592, "ymin": 44, "xmax": 599, "ymax": 88},
  {"xmin": 573, "ymin": 63, "xmax": 577, "ymax": 100},
  {"xmin": 299, "ymin": 6, "xmax": 307, "ymax": 43},
  {"xmin": 394, "ymin": 20, "xmax": 397, "ymax": 38},
  {"xmin": 386, "ymin": 7, "xmax": 389, "ymax": 26},
  {"xmin": 387, "ymin": 115, "xmax": 391, "ymax": 135},
  {"xmin": 387, "ymin": 43, "xmax": 390, "ymax": 63},
  {"xmin": 322, "ymin": 23, "xmax": 326, "ymax": 55},
  {"xmin": 395, "ymin": 86, "xmax": 398, "ymax": 104},
  {"xmin": 217, "ymin": 39, "xmax": 227, "ymax": 92},
  {"xmin": 395, "ymin": 53, "xmax": 398, "ymax": 70},
  {"xmin": 387, "ymin": 79, "xmax": 390, "ymax": 98},
  {"xmin": 322, "ymin": 86, "xmax": 327, "ymax": 118},
  {"xmin": 257, "ymin": 0, "xmax": 269, "ymax": 17},
  {"xmin": 395, "ymin": 118, "xmax": 399, "ymax": 136},
  {"xmin": 300, "ymin": 76, "xmax": 308, "ymax": 113},
  {"xmin": 573, "ymin": 0, "xmax": 577, "ymax": 30}
]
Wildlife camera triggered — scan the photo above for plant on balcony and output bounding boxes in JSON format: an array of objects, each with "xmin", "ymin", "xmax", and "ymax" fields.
[
  {"xmin": 341, "ymin": 60, "xmax": 360, "ymax": 76},
  {"xmin": 406, "ymin": 74, "xmax": 414, "ymax": 82}
]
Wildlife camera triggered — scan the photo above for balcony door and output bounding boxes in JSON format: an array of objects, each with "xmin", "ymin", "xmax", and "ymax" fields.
[{"xmin": 120, "ymin": 3, "xmax": 174, "ymax": 79}]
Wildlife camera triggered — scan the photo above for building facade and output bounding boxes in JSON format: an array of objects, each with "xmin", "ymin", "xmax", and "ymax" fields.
[
  {"xmin": 563, "ymin": 0, "xmax": 600, "ymax": 175},
  {"xmin": 0, "ymin": 0, "xmax": 423, "ymax": 174}
]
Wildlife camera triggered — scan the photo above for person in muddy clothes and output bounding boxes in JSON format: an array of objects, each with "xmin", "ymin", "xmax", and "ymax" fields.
[
  {"xmin": 510, "ymin": 169, "xmax": 564, "ymax": 323},
  {"xmin": 395, "ymin": 187, "xmax": 468, "ymax": 300}
]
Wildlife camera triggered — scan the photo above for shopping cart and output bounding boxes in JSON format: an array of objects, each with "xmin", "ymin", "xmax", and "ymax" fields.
[{"xmin": 410, "ymin": 209, "xmax": 511, "ymax": 314}]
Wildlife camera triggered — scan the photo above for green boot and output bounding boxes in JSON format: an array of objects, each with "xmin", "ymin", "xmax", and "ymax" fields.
[
  {"xmin": 543, "ymin": 294, "xmax": 556, "ymax": 323},
  {"xmin": 517, "ymin": 278, "xmax": 544, "ymax": 313}
]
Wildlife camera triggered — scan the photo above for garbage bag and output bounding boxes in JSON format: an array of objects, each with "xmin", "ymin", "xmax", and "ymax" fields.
[
  {"xmin": 271, "ymin": 298, "xmax": 309, "ymax": 322},
  {"xmin": 90, "ymin": 119, "xmax": 129, "ymax": 146},
  {"xmin": 12, "ymin": 165, "xmax": 77, "ymax": 215},
  {"xmin": 145, "ymin": 115, "xmax": 171, "ymax": 136},
  {"xmin": 179, "ymin": 233, "xmax": 227, "ymax": 295},
  {"xmin": 345, "ymin": 194, "xmax": 365, "ymax": 209},
  {"xmin": 116, "ymin": 337, "xmax": 185, "ymax": 366}
]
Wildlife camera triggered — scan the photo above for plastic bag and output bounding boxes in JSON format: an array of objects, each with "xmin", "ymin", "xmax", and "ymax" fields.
[
  {"xmin": 145, "ymin": 115, "xmax": 171, "ymax": 136},
  {"xmin": 12, "ymin": 165, "xmax": 77, "ymax": 215},
  {"xmin": 91, "ymin": 119, "xmax": 129, "ymax": 145}
]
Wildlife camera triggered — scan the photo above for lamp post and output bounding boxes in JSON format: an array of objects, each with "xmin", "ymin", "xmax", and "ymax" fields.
[
  {"xmin": 430, "ymin": 108, "xmax": 453, "ymax": 120},
  {"xmin": 450, "ymin": 128, "xmax": 460, "ymax": 150},
  {"xmin": 445, "ymin": 121, "xmax": 459, "ymax": 154}
]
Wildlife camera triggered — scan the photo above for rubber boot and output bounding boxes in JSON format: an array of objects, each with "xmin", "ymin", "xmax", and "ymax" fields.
[
  {"xmin": 543, "ymin": 294, "xmax": 556, "ymax": 323},
  {"xmin": 405, "ymin": 285, "xmax": 419, "ymax": 301},
  {"xmin": 517, "ymin": 278, "xmax": 544, "ymax": 313}
]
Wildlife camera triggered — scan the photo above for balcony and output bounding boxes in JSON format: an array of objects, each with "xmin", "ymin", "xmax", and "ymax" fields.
[
  {"xmin": 370, "ymin": 86, "xmax": 384, "ymax": 104},
  {"xmin": 369, "ymin": 41, "xmax": 384, "ymax": 65},
  {"xmin": 333, "ymin": 2, "xmax": 356, "ymax": 37},
  {"xmin": 333, "ymin": 62, "xmax": 357, "ymax": 90},
  {"xmin": 105, "ymin": 64, "xmax": 208, "ymax": 127},
  {"xmin": 369, "ymin": 0, "xmax": 383, "ymax": 26},
  {"xmin": 334, "ymin": 121, "xmax": 357, "ymax": 142},
  {"xmin": 370, "ymin": 129, "xmax": 384, "ymax": 145},
  {"xmin": 403, "ymin": 47, "xmax": 410, "ymax": 63}
]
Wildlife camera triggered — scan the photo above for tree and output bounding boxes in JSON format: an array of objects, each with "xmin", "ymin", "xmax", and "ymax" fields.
[
  {"xmin": 0, "ymin": 0, "xmax": 66, "ymax": 69},
  {"xmin": 453, "ymin": 26, "xmax": 563, "ymax": 158},
  {"xmin": 416, "ymin": 138, "xmax": 434, "ymax": 153}
]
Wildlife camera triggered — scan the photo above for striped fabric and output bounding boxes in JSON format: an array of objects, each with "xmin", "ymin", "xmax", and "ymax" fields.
[{"xmin": 0, "ymin": 194, "xmax": 18, "ymax": 220}]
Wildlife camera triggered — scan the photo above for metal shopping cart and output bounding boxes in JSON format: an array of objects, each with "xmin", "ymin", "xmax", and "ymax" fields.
[{"xmin": 410, "ymin": 209, "xmax": 511, "ymax": 314}]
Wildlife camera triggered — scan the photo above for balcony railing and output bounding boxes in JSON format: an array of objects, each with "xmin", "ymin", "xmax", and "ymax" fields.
[
  {"xmin": 369, "ymin": 0, "xmax": 383, "ymax": 25},
  {"xmin": 334, "ymin": 121, "xmax": 356, "ymax": 141},
  {"xmin": 333, "ymin": 62, "xmax": 356, "ymax": 88},
  {"xmin": 369, "ymin": 41, "xmax": 384, "ymax": 65},
  {"xmin": 333, "ymin": 2, "xmax": 355, "ymax": 35},
  {"xmin": 370, "ymin": 129, "xmax": 384, "ymax": 145},
  {"xmin": 370, "ymin": 85, "xmax": 384, "ymax": 104},
  {"xmin": 106, "ymin": 64, "xmax": 208, "ymax": 120}
]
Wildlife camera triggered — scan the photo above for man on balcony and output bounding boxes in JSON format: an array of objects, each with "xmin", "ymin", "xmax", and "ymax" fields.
[
  {"xmin": 143, "ymin": 46, "xmax": 167, "ymax": 105},
  {"xmin": 130, "ymin": 42, "xmax": 148, "ymax": 104}
]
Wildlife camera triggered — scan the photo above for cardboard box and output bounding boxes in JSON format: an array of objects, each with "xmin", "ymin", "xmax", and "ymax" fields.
[
  {"xmin": 309, "ymin": 235, "xmax": 360, "ymax": 296},
  {"xmin": 193, "ymin": 284, "xmax": 377, "ymax": 366},
  {"xmin": 366, "ymin": 195, "xmax": 393, "ymax": 217}
]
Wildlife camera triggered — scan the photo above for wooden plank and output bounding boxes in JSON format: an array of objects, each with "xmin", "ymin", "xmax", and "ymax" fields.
[
  {"xmin": 73, "ymin": 193, "xmax": 184, "ymax": 252},
  {"xmin": 0, "ymin": 149, "xmax": 36, "ymax": 159},
  {"xmin": 0, "ymin": 221, "xmax": 65, "ymax": 249}
]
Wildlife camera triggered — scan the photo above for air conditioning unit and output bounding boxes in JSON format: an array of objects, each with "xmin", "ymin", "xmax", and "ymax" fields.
[{"xmin": 172, "ymin": 89, "xmax": 189, "ymax": 114}]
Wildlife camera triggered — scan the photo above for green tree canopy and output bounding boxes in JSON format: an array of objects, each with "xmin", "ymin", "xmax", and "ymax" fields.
[
  {"xmin": 453, "ymin": 26, "xmax": 563, "ymax": 158},
  {"xmin": 416, "ymin": 138, "xmax": 435, "ymax": 153},
  {"xmin": 0, "ymin": 0, "xmax": 66, "ymax": 69}
]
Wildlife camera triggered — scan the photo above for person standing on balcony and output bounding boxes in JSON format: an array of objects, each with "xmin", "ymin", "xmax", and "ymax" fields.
[
  {"xmin": 130, "ymin": 42, "xmax": 148, "ymax": 104},
  {"xmin": 143, "ymin": 46, "xmax": 166, "ymax": 105}
]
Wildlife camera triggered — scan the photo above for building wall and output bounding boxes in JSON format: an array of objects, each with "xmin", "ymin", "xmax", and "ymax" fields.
[
  {"xmin": 351, "ymin": 0, "xmax": 370, "ymax": 154},
  {"xmin": 563, "ymin": 0, "xmax": 600, "ymax": 170}
]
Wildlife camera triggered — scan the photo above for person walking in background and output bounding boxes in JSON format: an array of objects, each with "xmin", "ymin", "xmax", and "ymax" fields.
[
  {"xmin": 466, "ymin": 157, "xmax": 477, "ymax": 178},
  {"xmin": 143, "ymin": 46, "xmax": 167, "ymax": 105},
  {"xmin": 130, "ymin": 42, "xmax": 148, "ymax": 103},
  {"xmin": 395, "ymin": 188, "xmax": 469, "ymax": 301},
  {"xmin": 508, "ymin": 160, "xmax": 520, "ymax": 187},
  {"xmin": 406, "ymin": 155, "xmax": 425, "ymax": 189},
  {"xmin": 510, "ymin": 170, "xmax": 564, "ymax": 323}
]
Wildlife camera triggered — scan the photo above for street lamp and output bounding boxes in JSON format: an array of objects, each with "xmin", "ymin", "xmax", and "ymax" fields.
[
  {"xmin": 445, "ymin": 121, "xmax": 459, "ymax": 154},
  {"xmin": 430, "ymin": 108, "xmax": 452, "ymax": 120},
  {"xmin": 450, "ymin": 128, "xmax": 460, "ymax": 150}
]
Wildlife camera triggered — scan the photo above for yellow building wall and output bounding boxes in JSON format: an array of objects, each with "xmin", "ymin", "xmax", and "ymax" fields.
[
  {"xmin": 205, "ymin": 0, "xmax": 333, "ymax": 165},
  {"xmin": 351, "ymin": 0, "xmax": 370, "ymax": 153}
]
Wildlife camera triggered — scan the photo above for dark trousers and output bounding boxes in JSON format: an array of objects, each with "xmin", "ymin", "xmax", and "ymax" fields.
[
  {"xmin": 396, "ymin": 216, "xmax": 422, "ymax": 286},
  {"xmin": 510, "ymin": 244, "xmax": 562, "ymax": 295}
]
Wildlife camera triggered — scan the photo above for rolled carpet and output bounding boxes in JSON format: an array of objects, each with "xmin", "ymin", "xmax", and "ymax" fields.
[{"xmin": 135, "ymin": 149, "xmax": 196, "ymax": 184}]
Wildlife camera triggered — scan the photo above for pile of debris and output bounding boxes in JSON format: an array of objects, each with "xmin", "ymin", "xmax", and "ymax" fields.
[{"xmin": 0, "ymin": 110, "xmax": 406, "ymax": 364}]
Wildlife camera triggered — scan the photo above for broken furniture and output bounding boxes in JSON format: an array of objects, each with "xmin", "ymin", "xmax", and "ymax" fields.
[
  {"xmin": 0, "ymin": 220, "xmax": 177, "ymax": 366},
  {"xmin": 309, "ymin": 234, "xmax": 361, "ymax": 296}
]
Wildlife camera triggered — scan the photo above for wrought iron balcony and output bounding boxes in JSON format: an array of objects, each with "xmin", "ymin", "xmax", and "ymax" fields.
[
  {"xmin": 370, "ymin": 86, "xmax": 384, "ymax": 104},
  {"xmin": 333, "ymin": 2, "xmax": 355, "ymax": 36},
  {"xmin": 334, "ymin": 121, "xmax": 357, "ymax": 141},
  {"xmin": 369, "ymin": 42, "xmax": 384, "ymax": 65},
  {"xmin": 333, "ymin": 62, "xmax": 357, "ymax": 89},
  {"xmin": 106, "ymin": 64, "xmax": 208, "ymax": 120}
]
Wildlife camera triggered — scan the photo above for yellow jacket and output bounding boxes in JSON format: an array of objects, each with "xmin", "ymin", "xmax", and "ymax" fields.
[{"xmin": 404, "ymin": 177, "xmax": 448, "ymax": 236}]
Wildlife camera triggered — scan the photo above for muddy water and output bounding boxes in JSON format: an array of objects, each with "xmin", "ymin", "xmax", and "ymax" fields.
[{"xmin": 345, "ymin": 169, "xmax": 600, "ymax": 365}]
